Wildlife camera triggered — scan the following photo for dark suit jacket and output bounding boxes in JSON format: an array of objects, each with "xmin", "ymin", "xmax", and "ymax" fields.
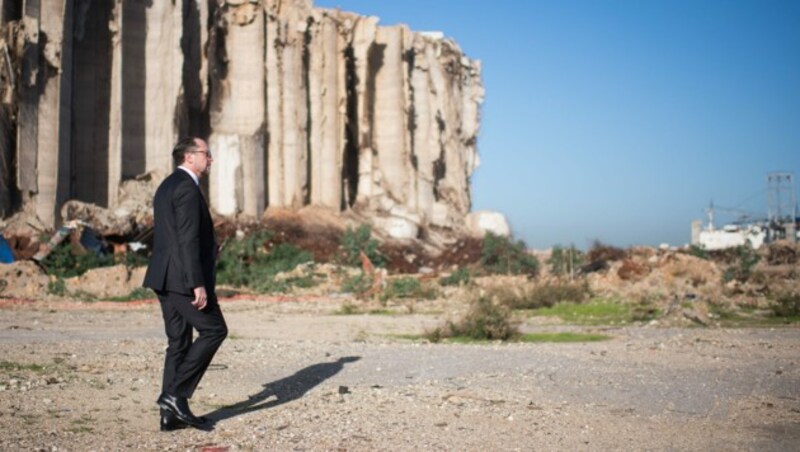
[{"xmin": 143, "ymin": 169, "xmax": 216, "ymax": 296}]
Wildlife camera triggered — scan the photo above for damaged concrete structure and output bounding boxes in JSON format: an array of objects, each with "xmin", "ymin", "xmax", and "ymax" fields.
[{"xmin": 0, "ymin": 0, "xmax": 493, "ymax": 242}]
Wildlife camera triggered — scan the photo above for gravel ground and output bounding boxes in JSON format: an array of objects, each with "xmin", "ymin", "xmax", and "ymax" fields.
[{"xmin": 0, "ymin": 298, "xmax": 798, "ymax": 451}]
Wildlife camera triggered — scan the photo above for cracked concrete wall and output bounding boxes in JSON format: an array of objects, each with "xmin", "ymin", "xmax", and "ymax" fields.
[
  {"xmin": 350, "ymin": 14, "xmax": 378, "ymax": 205},
  {"xmin": 142, "ymin": 0, "xmax": 183, "ymax": 179},
  {"xmin": 209, "ymin": 1, "xmax": 266, "ymax": 217},
  {"xmin": 1, "ymin": 0, "xmax": 485, "ymax": 240},
  {"xmin": 372, "ymin": 25, "xmax": 412, "ymax": 211},
  {"xmin": 2, "ymin": 0, "xmax": 73, "ymax": 225},
  {"xmin": 425, "ymin": 39, "xmax": 483, "ymax": 227},
  {"xmin": 307, "ymin": 9, "xmax": 346, "ymax": 210},
  {"xmin": 34, "ymin": 0, "xmax": 73, "ymax": 225},
  {"xmin": 266, "ymin": 0, "xmax": 312, "ymax": 209}
]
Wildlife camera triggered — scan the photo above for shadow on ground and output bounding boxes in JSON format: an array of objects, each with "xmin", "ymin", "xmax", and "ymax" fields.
[{"xmin": 204, "ymin": 356, "xmax": 361, "ymax": 424}]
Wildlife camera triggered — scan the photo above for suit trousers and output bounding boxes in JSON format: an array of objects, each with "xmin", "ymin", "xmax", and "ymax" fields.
[{"xmin": 157, "ymin": 290, "xmax": 227, "ymax": 398}]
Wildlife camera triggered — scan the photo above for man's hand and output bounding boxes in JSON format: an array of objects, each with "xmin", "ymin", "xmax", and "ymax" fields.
[{"xmin": 192, "ymin": 286, "xmax": 208, "ymax": 310}]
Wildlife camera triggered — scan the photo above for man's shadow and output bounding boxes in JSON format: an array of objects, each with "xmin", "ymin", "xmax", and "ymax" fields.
[{"xmin": 203, "ymin": 356, "xmax": 361, "ymax": 425}]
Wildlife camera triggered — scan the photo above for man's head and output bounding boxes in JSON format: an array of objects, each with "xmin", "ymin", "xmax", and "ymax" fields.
[{"xmin": 172, "ymin": 137, "xmax": 212, "ymax": 177}]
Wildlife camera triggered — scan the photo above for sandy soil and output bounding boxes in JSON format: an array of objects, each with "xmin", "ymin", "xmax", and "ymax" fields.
[{"xmin": 0, "ymin": 297, "xmax": 798, "ymax": 451}]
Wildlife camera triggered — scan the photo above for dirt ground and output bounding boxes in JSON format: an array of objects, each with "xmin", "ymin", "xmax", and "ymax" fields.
[{"xmin": 0, "ymin": 297, "xmax": 798, "ymax": 451}]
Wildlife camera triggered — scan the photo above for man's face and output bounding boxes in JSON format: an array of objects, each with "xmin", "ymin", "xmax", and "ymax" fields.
[{"xmin": 184, "ymin": 139, "xmax": 212, "ymax": 177}]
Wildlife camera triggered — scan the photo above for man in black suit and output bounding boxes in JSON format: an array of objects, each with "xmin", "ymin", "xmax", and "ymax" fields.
[{"xmin": 143, "ymin": 137, "xmax": 227, "ymax": 431}]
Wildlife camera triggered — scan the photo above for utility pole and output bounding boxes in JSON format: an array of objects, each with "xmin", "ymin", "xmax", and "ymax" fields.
[{"xmin": 767, "ymin": 172, "xmax": 797, "ymax": 242}]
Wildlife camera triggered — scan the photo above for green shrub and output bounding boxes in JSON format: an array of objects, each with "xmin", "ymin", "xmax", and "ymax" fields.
[
  {"xmin": 123, "ymin": 251, "xmax": 150, "ymax": 268},
  {"xmin": 480, "ymin": 233, "xmax": 539, "ymax": 277},
  {"xmin": 40, "ymin": 243, "xmax": 114, "ymax": 278},
  {"xmin": 497, "ymin": 282, "xmax": 591, "ymax": 310},
  {"xmin": 216, "ymin": 231, "xmax": 271, "ymax": 287},
  {"xmin": 263, "ymin": 243, "xmax": 314, "ymax": 275},
  {"xmin": 381, "ymin": 277, "xmax": 438, "ymax": 301},
  {"xmin": 252, "ymin": 278, "xmax": 291, "ymax": 294},
  {"xmin": 547, "ymin": 245, "xmax": 585, "ymax": 276},
  {"xmin": 586, "ymin": 241, "xmax": 626, "ymax": 264},
  {"xmin": 771, "ymin": 292, "xmax": 800, "ymax": 317},
  {"xmin": 284, "ymin": 275, "xmax": 318, "ymax": 289},
  {"xmin": 216, "ymin": 231, "xmax": 314, "ymax": 293},
  {"xmin": 721, "ymin": 245, "xmax": 761, "ymax": 283},
  {"xmin": 340, "ymin": 225, "xmax": 384, "ymax": 267},
  {"xmin": 687, "ymin": 245, "xmax": 709, "ymax": 260},
  {"xmin": 439, "ymin": 267, "xmax": 471, "ymax": 286},
  {"xmin": 426, "ymin": 296, "xmax": 518, "ymax": 342},
  {"xmin": 341, "ymin": 272, "xmax": 372, "ymax": 296},
  {"xmin": 47, "ymin": 278, "xmax": 67, "ymax": 297}
]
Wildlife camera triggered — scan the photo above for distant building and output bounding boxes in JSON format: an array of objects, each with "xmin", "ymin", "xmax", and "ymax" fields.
[{"xmin": 693, "ymin": 224, "xmax": 766, "ymax": 250}]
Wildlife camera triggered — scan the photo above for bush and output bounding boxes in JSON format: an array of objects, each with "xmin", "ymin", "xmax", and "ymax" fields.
[
  {"xmin": 381, "ymin": 277, "xmax": 438, "ymax": 301},
  {"xmin": 123, "ymin": 251, "xmax": 150, "ymax": 268},
  {"xmin": 687, "ymin": 245, "xmax": 709, "ymax": 260},
  {"xmin": 341, "ymin": 272, "xmax": 372, "ymax": 297},
  {"xmin": 492, "ymin": 282, "xmax": 590, "ymax": 310},
  {"xmin": 547, "ymin": 245, "xmax": 584, "ymax": 276},
  {"xmin": 283, "ymin": 275, "xmax": 318, "ymax": 289},
  {"xmin": 771, "ymin": 292, "xmax": 800, "ymax": 317},
  {"xmin": 216, "ymin": 231, "xmax": 314, "ymax": 293},
  {"xmin": 586, "ymin": 240, "xmax": 626, "ymax": 265},
  {"xmin": 439, "ymin": 267, "xmax": 471, "ymax": 286},
  {"xmin": 263, "ymin": 243, "xmax": 315, "ymax": 275},
  {"xmin": 47, "ymin": 277, "xmax": 67, "ymax": 296},
  {"xmin": 721, "ymin": 245, "xmax": 760, "ymax": 283},
  {"xmin": 252, "ymin": 278, "xmax": 291, "ymax": 294},
  {"xmin": 216, "ymin": 231, "xmax": 271, "ymax": 287},
  {"xmin": 426, "ymin": 296, "xmax": 518, "ymax": 342},
  {"xmin": 340, "ymin": 225, "xmax": 385, "ymax": 268},
  {"xmin": 480, "ymin": 233, "xmax": 539, "ymax": 277},
  {"xmin": 40, "ymin": 242, "xmax": 114, "ymax": 278}
]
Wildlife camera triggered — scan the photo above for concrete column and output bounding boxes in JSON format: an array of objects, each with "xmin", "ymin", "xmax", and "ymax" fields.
[
  {"xmin": 120, "ymin": 0, "xmax": 146, "ymax": 177},
  {"xmin": 265, "ymin": 0, "xmax": 313, "ymax": 208},
  {"xmin": 351, "ymin": 16, "xmax": 377, "ymax": 205},
  {"xmin": 411, "ymin": 35, "xmax": 436, "ymax": 222},
  {"xmin": 70, "ymin": 0, "xmax": 112, "ymax": 207},
  {"xmin": 0, "ymin": 1, "xmax": 12, "ymax": 216},
  {"xmin": 373, "ymin": 25, "xmax": 411, "ymax": 206},
  {"xmin": 458, "ymin": 57, "xmax": 483, "ymax": 214},
  {"xmin": 209, "ymin": 2, "xmax": 265, "ymax": 217},
  {"xmin": 307, "ymin": 13, "xmax": 323, "ymax": 207},
  {"xmin": 17, "ymin": 0, "xmax": 40, "ymax": 199},
  {"xmin": 107, "ymin": 0, "xmax": 122, "ymax": 208},
  {"xmin": 309, "ymin": 12, "xmax": 345, "ymax": 209},
  {"xmin": 34, "ymin": 0, "xmax": 72, "ymax": 225},
  {"xmin": 279, "ymin": 8, "xmax": 308, "ymax": 208},
  {"xmin": 265, "ymin": 3, "xmax": 283, "ymax": 207},
  {"xmin": 427, "ymin": 39, "xmax": 456, "ymax": 226},
  {"xmin": 143, "ymin": 1, "xmax": 182, "ymax": 179}
]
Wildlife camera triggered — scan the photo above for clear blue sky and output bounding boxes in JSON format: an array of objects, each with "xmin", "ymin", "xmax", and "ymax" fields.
[{"xmin": 315, "ymin": 0, "xmax": 800, "ymax": 249}]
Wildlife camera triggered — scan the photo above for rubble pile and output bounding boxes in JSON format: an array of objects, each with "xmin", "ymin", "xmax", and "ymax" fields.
[
  {"xmin": 585, "ymin": 250, "xmax": 723, "ymax": 303},
  {"xmin": 63, "ymin": 265, "xmax": 148, "ymax": 300},
  {"xmin": 0, "ymin": 260, "xmax": 49, "ymax": 299}
]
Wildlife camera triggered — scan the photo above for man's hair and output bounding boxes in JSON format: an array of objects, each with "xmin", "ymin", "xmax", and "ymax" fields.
[{"xmin": 172, "ymin": 137, "xmax": 200, "ymax": 166}]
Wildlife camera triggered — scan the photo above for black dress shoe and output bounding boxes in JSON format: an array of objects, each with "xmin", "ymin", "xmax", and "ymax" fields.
[
  {"xmin": 157, "ymin": 393, "xmax": 205, "ymax": 427},
  {"xmin": 160, "ymin": 408, "xmax": 189, "ymax": 432}
]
